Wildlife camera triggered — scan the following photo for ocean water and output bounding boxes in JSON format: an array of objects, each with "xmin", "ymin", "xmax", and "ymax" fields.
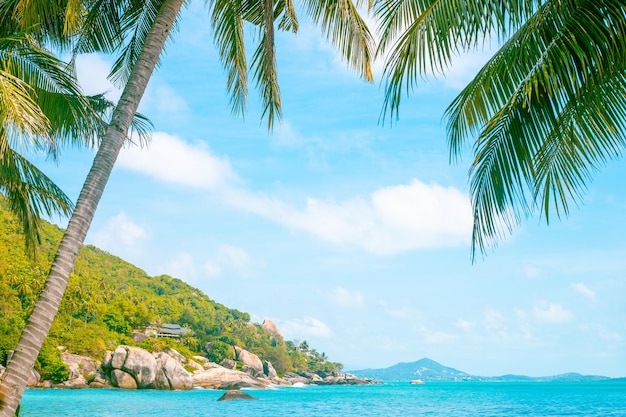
[{"xmin": 20, "ymin": 381, "xmax": 626, "ymax": 416}]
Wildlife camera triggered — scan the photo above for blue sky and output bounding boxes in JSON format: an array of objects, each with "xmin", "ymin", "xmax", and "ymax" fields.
[{"xmin": 34, "ymin": 3, "xmax": 626, "ymax": 377}]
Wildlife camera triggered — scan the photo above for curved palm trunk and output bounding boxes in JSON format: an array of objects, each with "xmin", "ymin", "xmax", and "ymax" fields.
[{"xmin": 0, "ymin": 0, "xmax": 185, "ymax": 415}]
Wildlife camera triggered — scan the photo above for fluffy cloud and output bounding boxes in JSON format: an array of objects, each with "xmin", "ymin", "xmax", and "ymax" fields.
[
  {"xmin": 281, "ymin": 317, "xmax": 332, "ymax": 338},
  {"xmin": 533, "ymin": 302, "xmax": 574, "ymax": 324},
  {"xmin": 141, "ymin": 82, "xmax": 189, "ymax": 114},
  {"xmin": 571, "ymin": 283, "xmax": 596, "ymax": 301},
  {"xmin": 90, "ymin": 212, "xmax": 147, "ymax": 257},
  {"xmin": 328, "ymin": 287, "xmax": 365, "ymax": 308},
  {"xmin": 224, "ymin": 179, "xmax": 472, "ymax": 255},
  {"xmin": 202, "ymin": 244, "xmax": 257, "ymax": 279},
  {"xmin": 115, "ymin": 133, "xmax": 471, "ymax": 255},
  {"xmin": 75, "ymin": 54, "xmax": 120, "ymax": 101},
  {"xmin": 162, "ymin": 252, "xmax": 198, "ymax": 282},
  {"xmin": 117, "ymin": 132, "xmax": 236, "ymax": 188},
  {"xmin": 523, "ymin": 265, "xmax": 542, "ymax": 279},
  {"xmin": 75, "ymin": 54, "xmax": 188, "ymax": 115},
  {"xmin": 455, "ymin": 319, "xmax": 476, "ymax": 332}
]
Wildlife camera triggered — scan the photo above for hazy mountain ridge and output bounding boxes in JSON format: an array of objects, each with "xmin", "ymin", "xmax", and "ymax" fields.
[{"xmin": 350, "ymin": 358, "xmax": 614, "ymax": 382}]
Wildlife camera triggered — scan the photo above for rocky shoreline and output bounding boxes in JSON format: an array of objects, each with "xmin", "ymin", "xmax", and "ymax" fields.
[{"xmin": 0, "ymin": 345, "xmax": 378, "ymax": 390}]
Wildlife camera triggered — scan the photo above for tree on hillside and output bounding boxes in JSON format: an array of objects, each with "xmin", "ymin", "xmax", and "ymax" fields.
[
  {"xmin": 376, "ymin": 0, "xmax": 626, "ymax": 258},
  {"xmin": 0, "ymin": 0, "xmax": 374, "ymax": 414}
]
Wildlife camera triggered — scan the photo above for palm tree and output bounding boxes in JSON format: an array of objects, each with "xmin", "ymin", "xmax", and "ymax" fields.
[
  {"xmin": 0, "ymin": 0, "xmax": 374, "ymax": 414},
  {"xmin": 0, "ymin": 31, "xmax": 103, "ymax": 256},
  {"xmin": 0, "ymin": 3, "xmax": 150, "ymax": 258},
  {"xmin": 376, "ymin": 0, "xmax": 626, "ymax": 258}
]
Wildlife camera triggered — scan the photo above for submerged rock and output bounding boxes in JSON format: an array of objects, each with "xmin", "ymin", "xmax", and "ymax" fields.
[{"xmin": 216, "ymin": 390, "xmax": 258, "ymax": 401}]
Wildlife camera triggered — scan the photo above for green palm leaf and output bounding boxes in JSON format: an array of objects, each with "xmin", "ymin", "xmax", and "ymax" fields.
[{"xmin": 377, "ymin": 0, "xmax": 626, "ymax": 258}]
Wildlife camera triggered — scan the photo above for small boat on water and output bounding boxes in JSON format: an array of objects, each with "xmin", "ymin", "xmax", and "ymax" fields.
[{"xmin": 410, "ymin": 379, "xmax": 425, "ymax": 385}]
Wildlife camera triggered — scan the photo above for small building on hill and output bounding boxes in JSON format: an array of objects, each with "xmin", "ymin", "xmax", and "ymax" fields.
[{"xmin": 144, "ymin": 323, "xmax": 192, "ymax": 340}]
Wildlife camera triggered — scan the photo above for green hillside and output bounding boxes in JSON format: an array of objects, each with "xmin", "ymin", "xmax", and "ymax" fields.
[{"xmin": 0, "ymin": 199, "xmax": 340, "ymax": 381}]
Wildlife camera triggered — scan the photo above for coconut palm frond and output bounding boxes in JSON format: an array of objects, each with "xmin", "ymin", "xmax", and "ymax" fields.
[
  {"xmin": 251, "ymin": 0, "xmax": 281, "ymax": 129},
  {"xmin": 0, "ymin": 139, "xmax": 74, "ymax": 256},
  {"xmin": 109, "ymin": 0, "xmax": 164, "ymax": 86},
  {"xmin": 209, "ymin": 0, "xmax": 248, "ymax": 117},
  {"xmin": 377, "ymin": 0, "xmax": 541, "ymax": 121},
  {"xmin": 442, "ymin": 0, "xmax": 626, "ymax": 258},
  {"xmin": 301, "ymin": 0, "xmax": 375, "ymax": 82}
]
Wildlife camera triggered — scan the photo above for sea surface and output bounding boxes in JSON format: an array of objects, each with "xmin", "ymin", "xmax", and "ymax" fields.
[{"xmin": 20, "ymin": 381, "xmax": 626, "ymax": 416}]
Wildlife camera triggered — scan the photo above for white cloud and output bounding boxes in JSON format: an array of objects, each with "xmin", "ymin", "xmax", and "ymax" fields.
[
  {"xmin": 571, "ymin": 283, "xmax": 596, "ymax": 301},
  {"xmin": 455, "ymin": 319, "xmax": 476, "ymax": 332},
  {"xmin": 329, "ymin": 287, "xmax": 365, "ymax": 308},
  {"xmin": 142, "ymin": 82, "xmax": 189, "ymax": 114},
  {"xmin": 117, "ymin": 132, "xmax": 236, "ymax": 188},
  {"xmin": 90, "ymin": 212, "xmax": 147, "ymax": 256},
  {"xmin": 224, "ymin": 179, "xmax": 472, "ymax": 255},
  {"xmin": 485, "ymin": 308, "xmax": 508, "ymax": 338},
  {"xmin": 533, "ymin": 302, "xmax": 574, "ymax": 324},
  {"xmin": 384, "ymin": 306, "xmax": 423, "ymax": 321},
  {"xmin": 523, "ymin": 265, "xmax": 542, "ymax": 279},
  {"xmin": 161, "ymin": 252, "xmax": 198, "ymax": 283},
  {"xmin": 202, "ymin": 244, "xmax": 257, "ymax": 279},
  {"xmin": 203, "ymin": 261, "xmax": 222, "ymax": 279},
  {"xmin": 281, "ymin": 317, "xmax": 332, "ymax": 338},
  {"xmin": 75, "ymin": 54, "xmax": 121, "ymax": 101},
  {"xmin": 115, "ymin": 132, "xmax": 471, "ymax": 255}
]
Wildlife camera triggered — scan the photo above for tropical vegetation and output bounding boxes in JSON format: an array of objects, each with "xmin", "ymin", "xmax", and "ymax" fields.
[
  {"xmin": 0, "ymin": 199, "xmax": 343, "ymax": 381},
  {"xmin": 376, "ymin": 0, "xmax": 626, "ymax": 258}
]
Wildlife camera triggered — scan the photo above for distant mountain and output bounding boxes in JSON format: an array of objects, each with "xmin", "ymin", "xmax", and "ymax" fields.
[
  {"xmin": 482, "ymin": 373, "xmax": 612, "ymax": 383},
  {"xmin": 350, "ymin": 359, "xmax": 613, "ymax": 382},
  {"xmin": 350, "ymin": 358, "xmax": 473, "ymax": 382}
]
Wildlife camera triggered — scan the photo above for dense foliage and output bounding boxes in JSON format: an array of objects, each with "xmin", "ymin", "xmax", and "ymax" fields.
[{"xmin": 0, "ymin": 199, "xmax": 341, "ymax": 378}]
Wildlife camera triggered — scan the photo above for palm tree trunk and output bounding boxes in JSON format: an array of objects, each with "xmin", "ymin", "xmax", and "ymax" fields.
[{"xmin": 0, "ymin": 0, "xmax": 185, "ymax": 415}]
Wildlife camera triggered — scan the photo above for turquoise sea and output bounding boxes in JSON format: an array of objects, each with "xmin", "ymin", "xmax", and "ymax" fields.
[{"xmin": 20, "ymin": 381, "xmax": 626, "ymax": 416}]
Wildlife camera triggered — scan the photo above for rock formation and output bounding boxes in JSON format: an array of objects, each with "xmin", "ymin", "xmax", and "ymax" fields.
[
  {"xmin": 192, "ymin": 362, "xmax": 270, "ymax": 389},
  {"xmin": 234, "ymin": 346, "xmax": 264, "ymax": 376},
  {"xmin": 217, "ymin": 390, "xmax": 258, "ymax": 401},
  {"xmin": 261, "ymin": 319, "xmax": 283, "ymax": 342},
  {"xmin": 263, "ymin": 361, "xmax": 278, "ymax": 379},
  {"xmin": 102, "ymin": 346, "xmax": 192, "ymax": 390},
  {"xmin": 28, "ymin": 341, "xmax": 379, "ymax": 390}
]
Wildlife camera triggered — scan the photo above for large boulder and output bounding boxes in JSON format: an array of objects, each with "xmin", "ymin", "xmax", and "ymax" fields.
[
  {"xmin": 131, "ymin": 332, "xmax": 148, "ymax": 344},
  {"xmin": 186, "ymin": 359, "xmax": 204, "ymax": 372},
  {"xmin": 192, "ymin": 363, "xmax": 270, "ymax": 390},
  {"xmin": 109, "ymin": 346, "xmax": 127, "ymax": 369},
  {"xmin": 26, "ymin": 368, "xmax": 40, "ymax": 388},
  {"xmin": 105, "ymin": 346, "xmax": 193, "ymax": 390},
  {"xmin": 241, "ymin": 365, "xmax": 264, "ymax": 378},
  {"xmin": 193, "ymin": 356, "xmax": 211, "ymax": 369},
  {"xmin": 234, "ymin": 346, "xmax": 263, "ymax": 374},
  {"xmin": 62, "ymin": 353, "xmax": 98, "ymax": 382},
  {"xmin": 263, "ymin": 361, "xmax": 278, "ymax": 379},
  {"xmin": 153, "ymin": 352, "xmax": 192, "ymax": 390},
  {"xmin": 111, "ymin": 369, "xmax": 137, "ymax": 389},
  {"xmin": 284, "ymin": 372, "xmax": 309, "ymax": 385},
  {"xmin": 220, "ymin": 359, "xmax": 236, "ymax": 370},
  {"xmin": 261, "ymin": 319, "xmax": 283, "ymax": 342},
  {"xmin": 121, "ymin": 346, "xmax": 157, "ymax": 387}
]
